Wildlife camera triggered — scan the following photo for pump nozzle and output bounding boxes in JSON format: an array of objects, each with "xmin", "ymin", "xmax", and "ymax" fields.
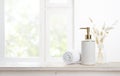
[{"xmin": 80, "ymin": 27, "xmax": 91, "ymax": 39}]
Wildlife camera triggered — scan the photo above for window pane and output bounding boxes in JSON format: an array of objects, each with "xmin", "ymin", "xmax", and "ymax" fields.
[
  {"xmin": 47, "ymin": 9, "xmax": 72, "ymax": 57},
  {"xmin": 5, "ymin": 0, "xmax": 40, "ymax": 57}
]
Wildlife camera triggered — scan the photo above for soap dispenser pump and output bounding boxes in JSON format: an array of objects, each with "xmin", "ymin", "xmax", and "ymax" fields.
[{"xmin": 80, "ymin": 27, "xmax": 95, "ymax": 65}]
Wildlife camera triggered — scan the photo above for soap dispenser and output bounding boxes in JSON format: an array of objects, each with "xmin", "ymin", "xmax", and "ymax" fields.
[{"xmin": 80, "ymin": 27, "xmax": 95, "ymax": 65}]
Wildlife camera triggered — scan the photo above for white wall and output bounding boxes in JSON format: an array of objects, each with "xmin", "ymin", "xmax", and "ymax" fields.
[{"xmin": 74, "ymin": 0, "xmax": 120, "ymax": 62}]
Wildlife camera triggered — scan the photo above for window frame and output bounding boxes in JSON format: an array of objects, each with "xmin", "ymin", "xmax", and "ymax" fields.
[
  {"xmin": 45, "ymin": 0, "xmax": 74, "ymax": 63},
  {"xmin": 0, "ymin": 0, "xmax": 44, "ymax": 63},
  {"xmin": 0, "ymin": 0, "xmax": 5, "ymax": 59},
  {"xmin": 0, "ymin": 0, "xmax": 74, "ymax": 64}
]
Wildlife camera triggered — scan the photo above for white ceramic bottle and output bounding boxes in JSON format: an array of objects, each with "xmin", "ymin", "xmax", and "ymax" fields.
[{"xmin": 80, "ymin": 27, "xmax": 95, "ymax": 65}]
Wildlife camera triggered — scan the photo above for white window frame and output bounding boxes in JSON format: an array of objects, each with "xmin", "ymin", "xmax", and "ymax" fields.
[
  {"xmin": 45, "ymin": 0, "xmax": 74, "ymax": 63},
  {"xmin": 0, "ymin": 0, "xmax": 74, "ymax": 64},
  {"xmin": 0, "ymin": 0, "xmax": 43, "ymax": 63},
  {"xmin": 0, "ymin": 0, "xmax": 5, "ymax": 61}
]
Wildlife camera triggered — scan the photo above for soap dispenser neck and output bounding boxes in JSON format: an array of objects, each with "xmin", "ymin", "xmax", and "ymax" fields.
[
  {"xmin": 80, "ymin": 27, "xmax": 92, "ymax": 40},
  {"xmin": 85, "ymin": 34, "xmax": 91, "ymax": 40}
]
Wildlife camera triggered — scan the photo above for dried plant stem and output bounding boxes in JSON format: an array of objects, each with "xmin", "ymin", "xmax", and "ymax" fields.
[{"xmin": 89, "ymin": 18, "xmax": 115, "ymax": 63}]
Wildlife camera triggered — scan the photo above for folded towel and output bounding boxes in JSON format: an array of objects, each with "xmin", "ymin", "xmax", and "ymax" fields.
[{"xmin": 63, "ymin": 51, "xmax": 80, "ymax": 64}]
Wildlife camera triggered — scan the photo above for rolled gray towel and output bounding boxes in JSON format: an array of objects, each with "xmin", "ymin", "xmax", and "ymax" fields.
[{"xmin": 63, "ymin": 51, "xmax": 80, "ymax": 64}]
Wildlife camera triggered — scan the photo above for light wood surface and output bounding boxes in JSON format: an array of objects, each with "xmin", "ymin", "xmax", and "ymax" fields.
[{"xmin": 0, "ymin": 62, "xmax": 120, "ymax": 71}]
